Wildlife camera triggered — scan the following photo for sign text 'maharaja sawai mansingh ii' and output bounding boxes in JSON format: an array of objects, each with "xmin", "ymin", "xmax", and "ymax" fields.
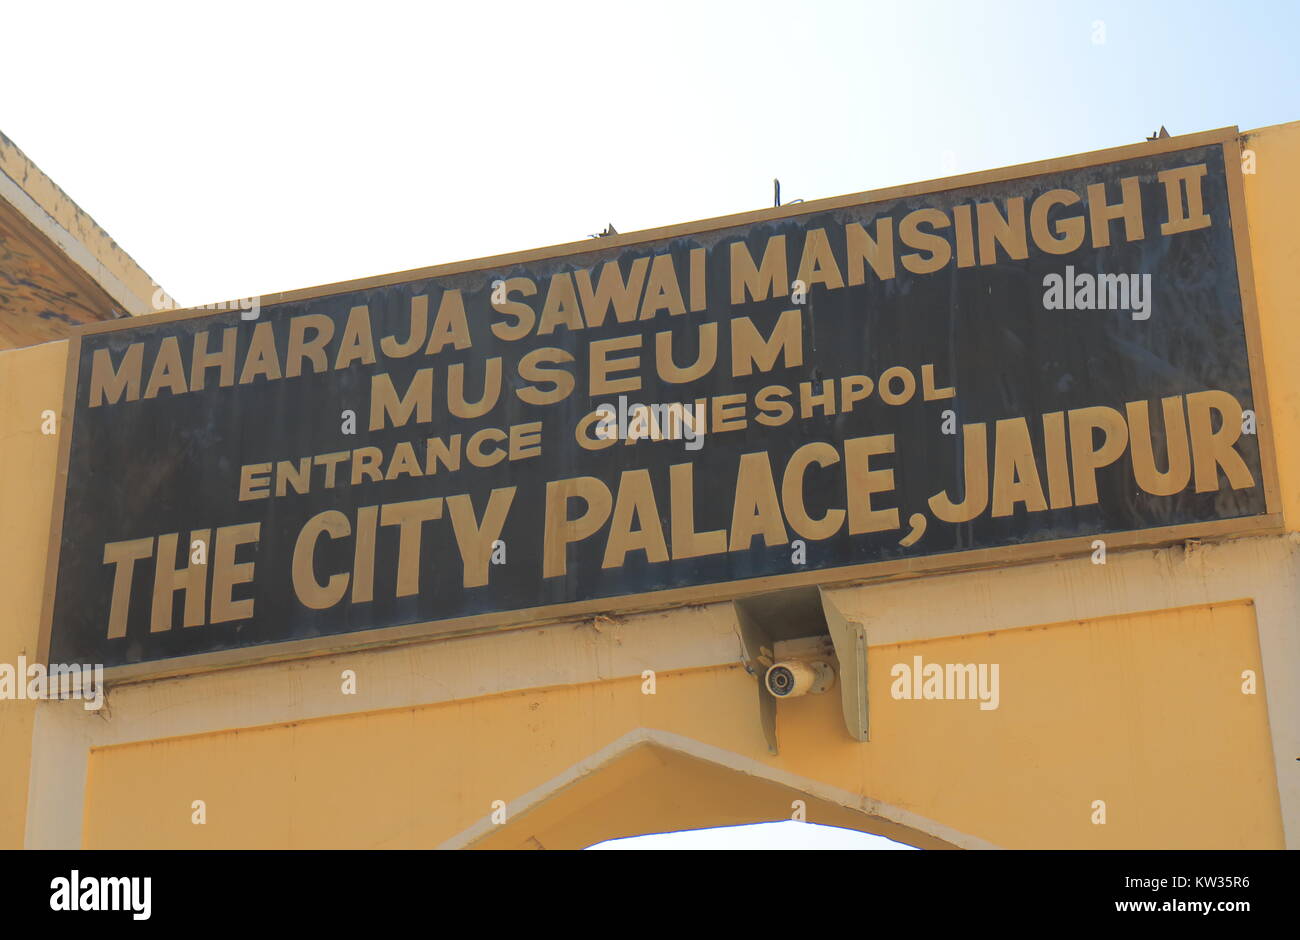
[{"xmin": 42, "ymin": 133, "xmax": 1278, "ymax": 672}]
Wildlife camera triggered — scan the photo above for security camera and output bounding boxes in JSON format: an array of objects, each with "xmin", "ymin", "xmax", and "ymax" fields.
[{"xmin": 765, "ymin": 660, "xmax": 835, "ymax": 698}]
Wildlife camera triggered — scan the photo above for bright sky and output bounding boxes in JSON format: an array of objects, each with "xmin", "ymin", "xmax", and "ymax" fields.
[
  {"xmin": 6, "ymin": 0, "xmax": 1295, "ymax": 849},
  {"xmin": 6, "ymin": 0, "xmax": 1298, "ymax": 311},
  {"xmin": 589, "ymin": 821, "xmax": 917, "ymax": 850}
]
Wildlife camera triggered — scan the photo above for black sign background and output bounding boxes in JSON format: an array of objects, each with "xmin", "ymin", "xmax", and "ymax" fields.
[{"xmin": 46, "ymin": 141, "xmax": 1271, "ymax": 671}]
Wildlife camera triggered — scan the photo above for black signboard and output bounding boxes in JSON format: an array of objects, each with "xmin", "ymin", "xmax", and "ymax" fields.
[{"xmin": 42, "ymin": 132, "xmax": 1278, "ymax": 674}]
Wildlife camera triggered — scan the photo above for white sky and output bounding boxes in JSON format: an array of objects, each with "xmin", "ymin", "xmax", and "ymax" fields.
[
  {"xmin": 589, "ymin": 821, "xmax": 916, "ymax": 850},
  {"xmin": 6, "ymin": 0, "xmax": 1295, "ymax": 849},
  {"xmin": 12, "ymin": 0, "xmax": 1293, "ymax": 311}
]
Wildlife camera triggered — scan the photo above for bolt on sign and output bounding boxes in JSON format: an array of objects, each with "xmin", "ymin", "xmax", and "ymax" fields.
[{"xmin": 40, "ymin": 128, "xmax": 1279, "ymax": 676}]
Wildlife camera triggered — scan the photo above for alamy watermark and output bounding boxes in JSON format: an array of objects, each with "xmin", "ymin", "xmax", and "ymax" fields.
[
  {"xmin": 592, "ymin": 394, "xmax": 705, "ymax": 451},
  {"xmin": 890, "ymin": 655, "xmax": 1000, "ymax": 710},
  {"xmin": 1043, "ymin": 265, "xmax": 1151, "ymax": 320},
  {"xmin": 50, "ymin": 870, "xmax": 150, "ymax": 920},
  {"xmin": 0, "ymin": 656, "xmax": 104, "ymax": 710},
  {"xmin": 152, "ymin": 282, "xmax": 261, "ymax": 320}
]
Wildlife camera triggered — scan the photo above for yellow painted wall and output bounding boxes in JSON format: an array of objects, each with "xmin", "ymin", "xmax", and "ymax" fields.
[
  {"xmin": 1243, "ymin": 120, "xmax": 1300, "ymax": 530},
  {"xmin": 82, "ymin": 601, "xmax": 1280, "ymax": 848},
  {"xmin": 0, "ymin": 341, "xmax": 68, "ymax": 847}
]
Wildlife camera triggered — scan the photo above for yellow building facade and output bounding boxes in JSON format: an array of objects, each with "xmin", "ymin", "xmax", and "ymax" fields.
[{"xmin": 1, "ymin": 123, "xmax": 1296, "ymax": 850}]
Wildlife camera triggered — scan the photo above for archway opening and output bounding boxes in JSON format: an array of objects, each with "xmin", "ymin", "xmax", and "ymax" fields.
[
  {"xmin": 454, "ymin": 731, "xmax": 960, "ymax": 850},
  {"xmin": 587, "ymin": 821, "xmax": 919, "ymax": 850}
]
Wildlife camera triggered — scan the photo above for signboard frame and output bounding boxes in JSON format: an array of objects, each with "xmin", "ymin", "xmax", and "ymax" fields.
[{"xmin": 37, "ymin": 125, "xmax": 1282, "ymax": 681}]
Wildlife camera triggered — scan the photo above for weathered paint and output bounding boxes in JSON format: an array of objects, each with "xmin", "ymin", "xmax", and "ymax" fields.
[{"xmin": 0, "ymin": 131, "xmax": 161, "ymax": 349}]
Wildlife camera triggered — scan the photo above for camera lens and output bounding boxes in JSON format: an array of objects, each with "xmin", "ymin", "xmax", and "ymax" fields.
[{"xmin": 768, "ymin": 666, "xmax": 795, "ymax": 695}]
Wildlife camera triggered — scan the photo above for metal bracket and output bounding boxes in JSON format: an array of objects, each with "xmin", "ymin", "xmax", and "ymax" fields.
[
  {"xmin": 819, "ymin": 588, "xmax": 869, "ymax": 742},
  {"xmin": 733, "ymin": 601, "xmax": 779, "ymax": 755}
]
